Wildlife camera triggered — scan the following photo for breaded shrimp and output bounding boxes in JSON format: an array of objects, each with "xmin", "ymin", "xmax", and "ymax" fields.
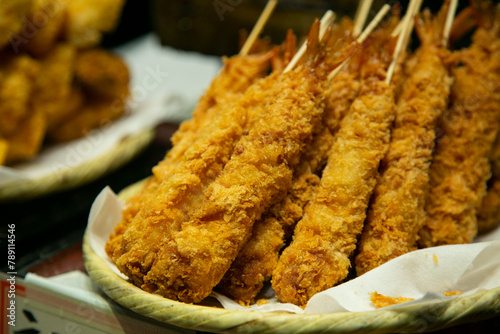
[
  {"xmin": 217, "ymin": 126, "xmax": 333, "ymax": 304},
  {"xmin": 111, "ymin": 67, "xmax": 292, "ymax": 286},
  {"xmin": 419, "ymin": 3, "xmax": 500, "ymax": 247},
  {"xmin": 272, "ymin": 27, "xmax": 397, "ymax": 307},
  {"xmin": 141, "ymin": 20, "xmax": 332, "ymax": 303},
  {"xmin": 105, "ymin": 51, "xmax": 273, "ymax": 262},
  {"xmin": 355, "ymin": 6, "xmax": 453, "ymax": 276},
  {"xmin": 477, "ymin": 131, "xmax": 500, "ymax": 233},
  {"xmin": 153, "ymin": 51, "xmax": 273, "ymax": 181},
  {"xmin": 215, "ymin": 21, "xmax": 362, "ymax": 304}
]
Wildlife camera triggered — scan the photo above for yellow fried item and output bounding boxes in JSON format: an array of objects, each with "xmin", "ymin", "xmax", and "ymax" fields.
[
  {"xmin": 478, "ymin": 130, "xmax": 500, "ymax": 233},
  {"xmin": 143, "ymin": 67, "xmax": 327, "ymax": 303},
  {"xmin": 0, "ymin": 0, "xmax": 34, "ymax": 50},
  {"xmin": 74, "ymin": 48, "xmax": 130, "ymax": 99},
  {"xmin": 61, "ymin": 0, "xmax": 125, "ymax": 48},
  {"xmin": 0, "ymin": 138, "xmax": 8, "ymax": 165},
  {"xmin": 22, "ymin": 0, "xmax": 67, "ymax": 56},
  {"xmin": 217, "ymin": 126, "xmax": 333, "ymax": 304},
  {"xmin": 4, "ymin": 109, "xmax": 47, "ymax": 164},
  {"xmin": 419, "ymin": 6, "xmax": 500, "ymax": 247},
  {"xmin": 323, "ymin": 18, "xmax": 361, "ymax": 135},
  {"xmin": 272, "ymin": 29, "xmax": 397, "ymax": 307},
  {"xmin": 111, "ymin": 68, "xmax": 288, "ymax": 288},
  {"xmin": 140, "ymin": 22, "xmax": 332, "ymax": 303},
  {"xmin": 105, "ymin": 51, "xmax": 272, "ymax": 261},
  {"xmin": 355, "ymin": 7, "xmax": 453, "ymax": 276},
  {"xmin": 477, "ymin": 179, "xmax": 500, "ymax": 233},
  {"xmin": 153, "ymin": 51, "xmax": 273, "ymax": 181},
  {"xmin": 32, "ymin": 44, "xmax": 76, "ymax": 130},
  {"xmin": 48, "ymin": 96, "xmax": 126, "ymax": 142},
  {"xmin": 0, "ymin": 54, "xmax": 40, "ymax": 138}
]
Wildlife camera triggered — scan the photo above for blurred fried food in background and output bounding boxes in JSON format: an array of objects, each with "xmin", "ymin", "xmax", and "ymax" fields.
[{"xmin": 0, "ymin": 0, "xmax": 128, "ymax": 166}]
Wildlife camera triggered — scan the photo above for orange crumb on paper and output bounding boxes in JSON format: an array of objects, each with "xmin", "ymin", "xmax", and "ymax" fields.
[
  {"xmin": 433, "ymin": 254, "xmax": 439, "ymax": 264},
  {"xmin": 257, "ymin": 299, "xmax": 269, "ymax": 306},
  {"xmin": 443, "ymin": 291, "xmax": 463, "ymax": 296},
  {"xmin": 370, "ymin": 292, "xmax": 415, "ymax": 308}
]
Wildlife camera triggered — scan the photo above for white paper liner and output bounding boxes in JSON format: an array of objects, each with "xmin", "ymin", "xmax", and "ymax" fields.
[
  {"xmin": 87, "ymin": 187, "xmax": 500, "ymax": 314},
  {"xmin": 0, "ymin": 34, "xmax": 221, "ymax": 187}
]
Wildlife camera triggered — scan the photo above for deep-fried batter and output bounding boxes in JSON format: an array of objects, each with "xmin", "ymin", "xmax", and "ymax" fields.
[
  {"xmin": 22, "ymin": 0, "xmax": 67, "ymax": 56},
  {"xmin": 272, "ymin": 27, "xmax": 397, "ymax": 307},
  {"xmin": 4, "ymin": 108, "xmax": 47, "ymax": 164},
  {"xmin": 48, "ymin": 96, "xmax": 126, "ymax": 142},
  {"xmin": 105, "ymin": 51, "xmax": 273, "ymax": 262},
  {"xmin": 478, "ymin": 129, "xmax": 500, "ymax": 233},
  {"xmin": 419, "ymin": 4, "xmax": 500, "ymax": 247},
  {"xmin": 141, "ymin": 21, "xmax": 331, "ymax": 303},
  {"xmin": 0, "ymin": 54, "xmax": 40, "ymax": 138},
  {"xmin": 32, "ymin": 44, "xmax": 76, "ymax": 130},
  {"xmin": 74, "ymin": 48, "xmax": 130, "ymax": 99},
  {"xmin": 61, "ymin": 0, "xmax": 126, "ymax": 48},
  {"xmin": 217, "ymin": 126, "xmax": 333, "ymax": 304},
  {"xmin": 355, "ymin": 6, "xmax": 453, "ymax": 276},
  {"xmin": 0, "ymin": 0, "xmax": 34, "ymax": 50},
  {"xmin": 111, "ymin": 69, "xmax": 286, "ymax": 287},
  {"xmin": 0, "ymin": 139, "xmax": 8, "ymax": 165}
]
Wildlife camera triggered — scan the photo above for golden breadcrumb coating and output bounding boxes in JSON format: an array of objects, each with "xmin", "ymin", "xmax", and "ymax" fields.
[
  {"xmin": 419, "ymin": 9, "xmax": 500, "ymax": 246},
  {"xmin": 355, "ymin": 6, "xmax": 453, "ymax": 276},
  {"xmin": 272, "ymin": 53, "xmax": 396, "ymax": 307},
  {"xmin": 143, "ymin": 62, "xmax": 327, "ymax": 303}
]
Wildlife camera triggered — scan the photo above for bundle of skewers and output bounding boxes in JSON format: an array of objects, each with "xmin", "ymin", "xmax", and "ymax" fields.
[
  {"xmin": 0, "ymin": 0, "xmax": 129, "ymax": 166},
  {"xmin": 105, "ymin": 0, "xmax": 500, "ymax": 308}
]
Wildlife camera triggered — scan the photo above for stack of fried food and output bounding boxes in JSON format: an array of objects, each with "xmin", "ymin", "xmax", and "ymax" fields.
[
  {"xmin": 0, "ymin": 0, "xmax": 129, "ymax": 166},
  {"xmin": 105, "ymin": 0, "xmax": 500, "ymax": 308}
]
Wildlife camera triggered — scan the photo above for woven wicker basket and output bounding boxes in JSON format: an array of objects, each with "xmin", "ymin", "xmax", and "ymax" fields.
[
  {"xmin": 82, "ymin": 180, "xmax": 500, "ymax": 334},
  {"xmin": 0, "ymin": 129, "xmax": 154, "ymax": 201}
]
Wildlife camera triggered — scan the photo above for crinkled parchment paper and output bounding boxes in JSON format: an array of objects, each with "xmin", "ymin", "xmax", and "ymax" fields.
[{"xmin": 87, "ymin": 187, "xmax": 500, "ymax": 314}]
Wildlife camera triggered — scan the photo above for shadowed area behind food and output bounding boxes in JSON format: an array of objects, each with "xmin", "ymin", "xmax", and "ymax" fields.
[{"xmin": 151, "ymin": 0, "xmax": 471, "ymax": 56}]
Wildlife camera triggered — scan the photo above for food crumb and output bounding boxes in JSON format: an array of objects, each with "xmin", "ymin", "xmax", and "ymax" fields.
[
  {"xmin": 370, "ymin": 292, "xmax": 415, "ymax": 308},
  {"xmin": 256, "ymin": 299, "xmax": 269, "ymax": 306},
  {"xmin": 443, "ymin": 290, "xmax": 463, "ymax": 296},
  {"xmin": 433, "ymin": 254, "xmax": 439, "ymax": 264}
]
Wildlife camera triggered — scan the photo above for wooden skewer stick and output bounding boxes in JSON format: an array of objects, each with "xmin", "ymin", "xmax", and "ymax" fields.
[
  {"xmin": 328, "ymin": 4, "xmax": 392, "ymax": 82},
  {"xmin": 385, "ymin": 0, "xmax": 420, "ymax": 85},
  {"xmin": 240, "ymin": 0, "xmax": 279, "ymax": 56},
  {"xmin": 283, "ymin": 10, "xmax": 336, "ymax": 73},
  {"xmin": 353, "ymin": 0, "xmax": 374, "ymax": 36},
  {"xmin": 391, "ymin": 0, "xmax": 423, "ymax": 37},
  {"xmin": 442, "ymin": 0, "xmax": 459, "ymax": 48}
]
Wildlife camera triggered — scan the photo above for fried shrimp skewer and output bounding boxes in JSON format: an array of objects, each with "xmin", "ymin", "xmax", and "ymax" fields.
[
  {"xmin": 141, "ymin": 20, "xmax": 335, "ymax": 303},
  {"xmin": 153, "ymin": 51, "xmax": 273, "ymax": 181},
  {"xmin": 216, "ymin": 19, "xmax": 362, "ymax": 304},
  {"xmin": 217, "ymin": 125, "xmax": 333, "ymax": 304},
  {"xmin": 105, "ymin": 51, "xmax": 273, "ymax": 259},
  {"xmin": 419, "ymin": 2, "xmax": 500, "ymax": 247},
  {"xmin": 109, "ymin": 68, "xmax": 284, "ymax": 283},
  {"xmin": 323, "ymin": 18, "xmax": 362, "ymax": 135},
  {"xmin": 355, "ymin": 4, "xmax": 454, "ymax": 275},
  {"xmin": 272, "ymin": 25, "xmax": 398, "ymax": 307}
]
